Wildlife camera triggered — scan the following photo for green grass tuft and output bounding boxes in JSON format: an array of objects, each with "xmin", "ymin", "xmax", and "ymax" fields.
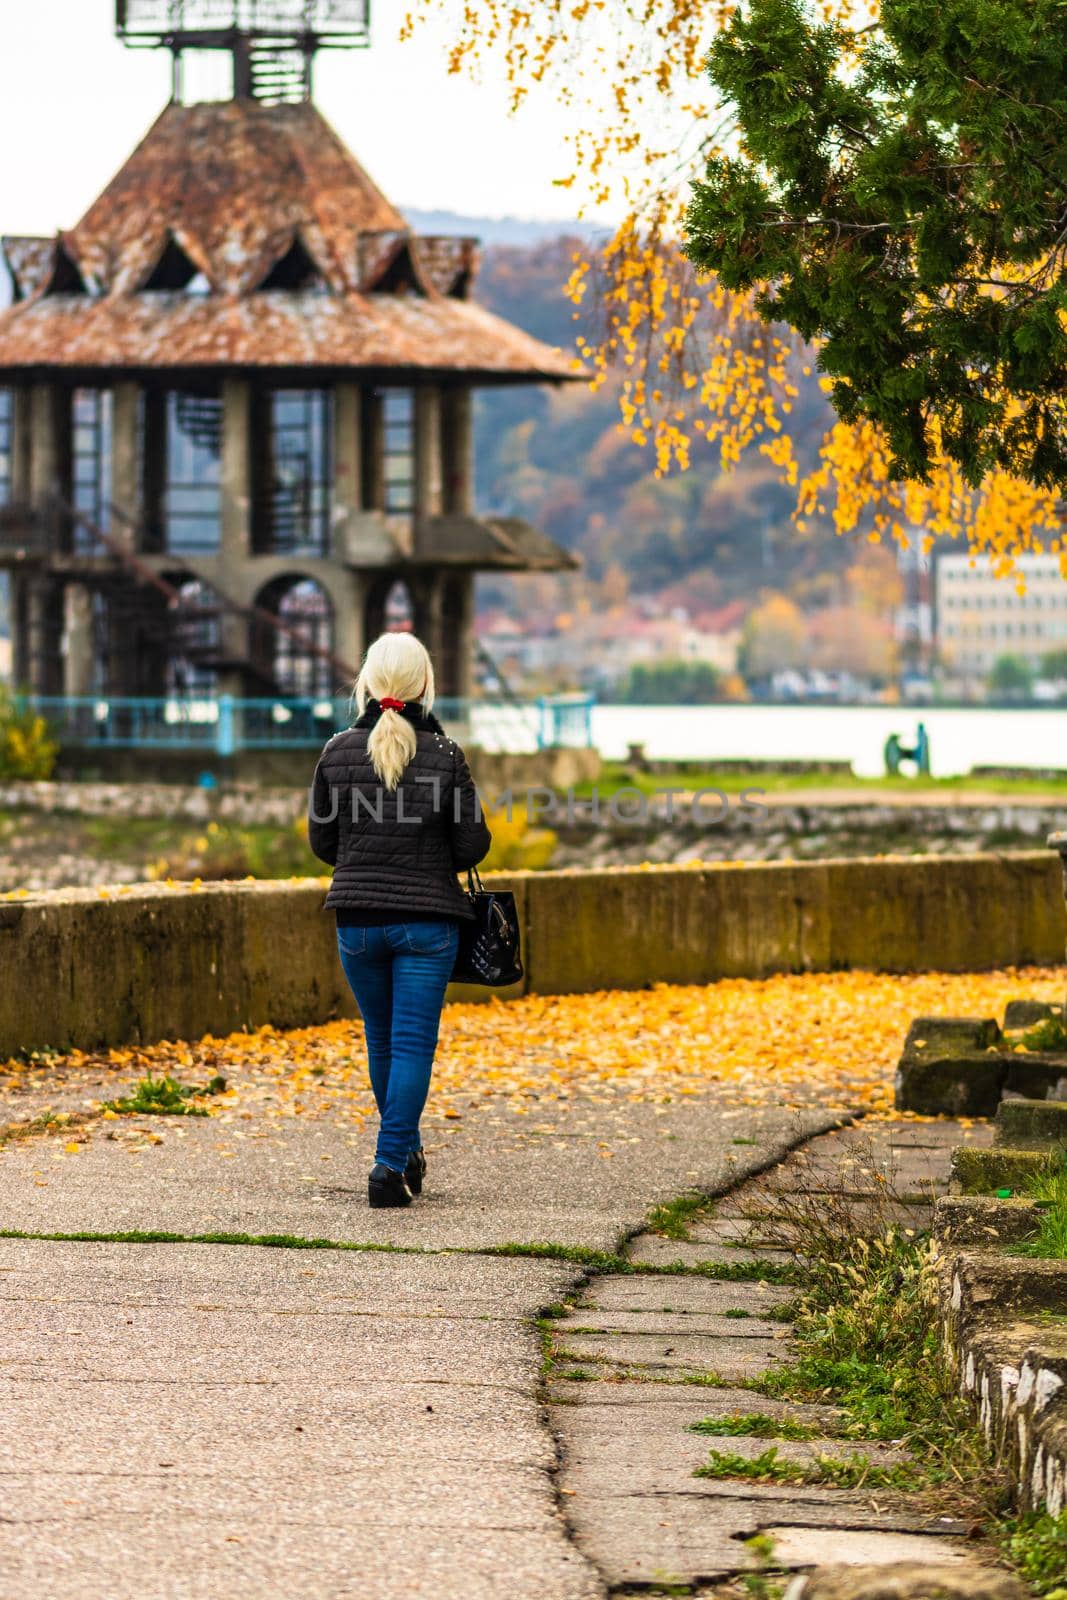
[
  {"xmin": 689, "ymin": 1412, "xmax": 823, "ymax": 1440},
  {"xmin": 103, "ymin": 1072, "xmax": 227, "ymax": 1117},
  {"xmin": 1021, "ymin": 1017, "xmax": 1067, "ymax": 1053},
  {"xmin": 1000, "ymin": 1511, "xmax": 1067, "ymax": 1599},
  {"xmin": 647, "ymin": 1192, "xmax": 711, "ymax": 1241},
  {"xmin": 1016, "ymin": 1154, "xmax": 1067, "ymax": 1261},
  {"xmin": 694, "ymin": 1444, "xmax": 915, "ymax": 1490}
]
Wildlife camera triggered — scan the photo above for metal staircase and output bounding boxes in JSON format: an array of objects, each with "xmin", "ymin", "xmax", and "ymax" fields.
[
  {"xmin": 173, "ymin": 394, "xmax": 223, "ymax": 456},
  {"xmin": 57, "ymin": 497, "xmax": 358, "ymax": 694},
  {"xmin": 247, "ymin": 44, "xmax": 310, "ymax": 102}
]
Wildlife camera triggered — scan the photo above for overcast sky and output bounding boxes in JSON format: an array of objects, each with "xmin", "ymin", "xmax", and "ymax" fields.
[{"xmin": 0, "ymin": 0, "xmax": 592, "ymax": 235}]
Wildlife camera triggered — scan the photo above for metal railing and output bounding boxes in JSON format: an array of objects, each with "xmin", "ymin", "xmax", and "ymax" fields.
[
  {"xmin": 116, "ymin": 0, "xmax": 370, "ymax": 40},
  {"xmin": 18, "ymin": 693, "xmax": 596, "ymax": 756}
]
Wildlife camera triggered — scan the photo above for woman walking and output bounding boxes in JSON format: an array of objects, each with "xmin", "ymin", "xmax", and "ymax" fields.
[{"xmin": 308, "ymin": 633, "xmax": 491, "ymax": 1208}]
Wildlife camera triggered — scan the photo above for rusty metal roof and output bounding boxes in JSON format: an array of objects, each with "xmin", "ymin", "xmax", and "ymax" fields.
[{"xmin": 0, "ymin": 100, "xmax": 579, "ymax": 382}]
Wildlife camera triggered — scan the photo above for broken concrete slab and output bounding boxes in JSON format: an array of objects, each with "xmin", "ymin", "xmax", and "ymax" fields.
[
  {"xmin": 994, "ymin": 1096, "xmax": 1067, "ymax": 1150},
  {"xmin": 933, "ymin": 1196, "xmax": 1041, "ymax": 1249},
  {"xmin": 555, "ymin": 1483, "xmax": 974, "ymax": 1589},
  {"xmin": 764, "ymin": 1528, "xmax": 973, "ymax": 1570},
  {"xmin": 902, "ymin": 1018, "xmax": 1002, "ymax": 1055},
  {"xmin": 554, "ymin": 1328, "xmax": 790, "ymax": 1379},
  {"xmin": 577, "ymin": 1275, "xmax": 786, "ymax": 1317},
  {"xmin": 1004, "ymin": 1000, "xmax": 1063, "ymax": 1030},
  {"xmin": 950, "ymin": 1144, "xmax": 1053, "ymax": 1194},
  {"xmin": 626, "ymin": 1235, "xmax": 794, "ymax": 1271},
  {"xmin": 554, "ymin": 1309, "xmax": 786, "ymax": 1340},
  {"xmin": 785, "ymin": 1562, "xmax": 1030, "ymax": 1600},
  {"xmin": 896, "ymin": 1045, "xmax": 1067, "ymax": 1117},
  {"xmin": 546, "ymin": 1380, "xmax": 839, "ymax": 1433}
]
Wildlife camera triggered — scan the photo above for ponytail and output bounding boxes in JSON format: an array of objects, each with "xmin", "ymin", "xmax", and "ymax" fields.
[
  {"xmin": 366, "ymin": 710, "xmax": 417, "ymax": 791},
  {"xmin": 353, "ymin": 632, "xmax": 436, "ymax": 792}
]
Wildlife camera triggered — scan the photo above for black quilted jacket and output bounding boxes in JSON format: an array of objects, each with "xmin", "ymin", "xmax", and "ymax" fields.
[{"xmin": 307, "ymin": 702, "xmax": 491, "ymax": 919}]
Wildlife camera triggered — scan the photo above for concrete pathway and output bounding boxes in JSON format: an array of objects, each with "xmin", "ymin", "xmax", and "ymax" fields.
[
  {"xmin": 0, "ymin": 1054, "xmax": 845, "ymax": 1599},
  {"xmin": 0, "ymin": 1037, "xmax": 1003, "ymax": 1599},
  {"xmin": 547, "ymin": 1119, "xmax": 998, "ymax": 1592}
]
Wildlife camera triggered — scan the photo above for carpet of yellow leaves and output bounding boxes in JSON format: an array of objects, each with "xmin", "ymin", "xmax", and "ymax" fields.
[{"xmin": 10, "ymin": 967, "xmax": 1061, "ymax": 1136}]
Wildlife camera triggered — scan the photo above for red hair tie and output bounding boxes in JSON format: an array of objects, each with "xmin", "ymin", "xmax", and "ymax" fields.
[{"xmin": 379, "ymin": 697, "xmax": 406, "ymax": 712}]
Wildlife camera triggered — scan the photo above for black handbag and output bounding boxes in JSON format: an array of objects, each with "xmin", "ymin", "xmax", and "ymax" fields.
[{"xmin": 451, "ymin": 868, "xmax": 524, "ymax": 987}]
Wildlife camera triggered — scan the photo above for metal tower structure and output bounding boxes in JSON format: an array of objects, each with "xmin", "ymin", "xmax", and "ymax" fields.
[{"xmin": 116, "ymin": 1, "xmax": 371, "ymax": 102}]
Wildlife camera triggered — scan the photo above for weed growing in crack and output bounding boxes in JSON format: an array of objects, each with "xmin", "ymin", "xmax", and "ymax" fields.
[
  {"xmin": 688, "ymin": 1412, "xmax": 824, "ymax": 1440},
  {"xmin": 0, "ymin": 1110, "xmax": 91, "ymax": 1146},
  {"xmin": 736, "ymin": 1134, "xmax": 1010, "ymax": 1524},
  {"xmin": 694, "ymin": 1443, "xmax": 916, "ymax": 1490},
  {"xmin": 483, "ymin": 1242, "xmax": 800, "ymax": 1283},
  {"xmin": 741, "ymin": 1533, "xmax": 783, "ymax": 1600},
  {"xmin": 647, "ymin": 1192, "xmax": 712, "ymax": 1241}
]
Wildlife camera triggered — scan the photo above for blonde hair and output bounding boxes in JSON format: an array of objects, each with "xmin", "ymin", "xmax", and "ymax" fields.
[{"xmin": 354, "ymin": 633, "xmax": 436, "ymax": 790}]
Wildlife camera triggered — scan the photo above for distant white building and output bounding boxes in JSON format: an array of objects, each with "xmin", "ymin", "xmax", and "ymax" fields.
[{"xmin": 937, "ymin": 552, "xmax": 1067, "ymax": 677}]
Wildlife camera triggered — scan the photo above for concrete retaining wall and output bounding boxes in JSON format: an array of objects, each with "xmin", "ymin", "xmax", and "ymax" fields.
[{"xmin": 0, "ymin": 851, "xmax": 1063, "ymax": 1058}]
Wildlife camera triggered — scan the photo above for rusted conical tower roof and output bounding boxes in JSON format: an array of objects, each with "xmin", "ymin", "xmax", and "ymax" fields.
[
  {"xmin": 70, "ymin": 101, "xmax": 404, "ymax": 295},
  {"xmin": 0, "ymin": 99, "xmax": 579, "ymax": 382}
]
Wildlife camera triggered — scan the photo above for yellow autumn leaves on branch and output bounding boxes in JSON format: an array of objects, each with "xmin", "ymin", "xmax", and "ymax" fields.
[{"xmin": 404, "ymin": 0, "xmax": 1063, "ymax": 575}]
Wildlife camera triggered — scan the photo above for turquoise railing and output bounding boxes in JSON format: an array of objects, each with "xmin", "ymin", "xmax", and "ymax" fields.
[{"xmin": 16, "ymin": 694, "xmax": 595, "ymax": 755}]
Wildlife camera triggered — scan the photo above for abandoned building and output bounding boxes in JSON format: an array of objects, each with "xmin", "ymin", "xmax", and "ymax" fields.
[{"xmin": 0, "ymin": 0, "xmax": 579, "ymax": 706}]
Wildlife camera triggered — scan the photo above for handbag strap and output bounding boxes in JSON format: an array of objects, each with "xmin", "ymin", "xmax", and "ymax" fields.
[{"xmin": 466, "ymin": 866, "xmax": 485, "ymax": 896}]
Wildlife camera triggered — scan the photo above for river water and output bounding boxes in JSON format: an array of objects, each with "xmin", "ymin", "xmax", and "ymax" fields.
[{"xmin": 588, "ymin": 705, "xmax": 1065, "ymax": 779}]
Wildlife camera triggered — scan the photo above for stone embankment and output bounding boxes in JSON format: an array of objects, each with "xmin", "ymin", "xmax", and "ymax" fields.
[
  {"xmin": 895, "ymin": 997, "xmax": 1067, "ymax": 1517},
  {"xmin": 3, "ymin": 779, "xmax": 1066, "ymax": 888},
  {"xmin": 1, "ymin": 853, "xmax": 1063, "ymax": 1059},
  {"xmin": 549, "ymin": 795, "xmax": 1064, "ymax": 868}
]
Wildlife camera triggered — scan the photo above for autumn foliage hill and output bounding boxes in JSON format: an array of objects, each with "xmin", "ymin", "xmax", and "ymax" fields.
[{"xmin": 474, "ymin": 236, "xmax": 858, "ymax": 610}]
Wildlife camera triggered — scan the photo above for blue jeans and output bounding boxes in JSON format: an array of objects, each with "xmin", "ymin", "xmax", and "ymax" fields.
[{"xmin": 336, "ymin": 921, "xmax": 460, "ymax": 1174}]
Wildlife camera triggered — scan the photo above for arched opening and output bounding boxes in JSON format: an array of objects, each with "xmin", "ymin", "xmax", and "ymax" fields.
[
  {"xmin": 363, "ymin": 573, "xmax": 415, "ymax": 645},
  {"xmin": 254, "ymin": 574, "xmax": 334, "ymax": 696}
]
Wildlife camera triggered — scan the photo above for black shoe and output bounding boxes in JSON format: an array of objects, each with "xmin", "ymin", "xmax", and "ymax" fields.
[
  {"xmin": 405, "ymin": 1148, "xmax": 427, "ymax": 1196},
  {"xmin": 368, "ymin": 1163, "xmax": 413, "ymax": 1208}
]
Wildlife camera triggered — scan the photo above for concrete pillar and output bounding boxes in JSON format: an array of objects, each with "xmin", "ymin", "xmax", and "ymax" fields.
[
  {"xmin": 361, "ymin": 389, "xmax": 385, "ymax": 512},
  {"xmin": 29, "ymin": 384, "xmax": 66, "ymax": 501},
  {"xmin": 413, "ymin": 386, "xmax": 443, "ymax": 556},
  {"xmin": 441, "ymin": 387, "xmax": 473, "ymax": 515},
  {"xmin": 449, "ymin": 573, "xmax": 476, "ymax": 701},
  {"xmin": 10, "ymin": 575, "xmax": 29, "ymax": 687},
  {"xmin": 30, "ymin": 383, "xmax": 71, "ymax": 549},
  {"xmin": 62, "ymin": 582, "xmax": 95, "ymax": 696},
  {"xmin": 220, "ymin": 377, "xmax": 251, "ymax": 566},
  {"xmin": 141, "ymin": 389, "xmax": 166, "ymax": 553},
  {"xmin": 111, "ymin": 381, "xmax": 141, "ymax": 550},
  {"xmin": 331, "ymin": 571, "xmax": 366, "ymax": 690},
  {"xmin": 413, "ymin": 571, "xmax": 445, "ymax": 676},
  {"xmin": 332, "ymin": 383, "xmax": 363, "ymax": 555},
  {"xmin": 25, "ymin": 578, "xmax": 51, "ymax": 694},
  {"xmin": 218, "ymin": 378, "xmax": 252, "ymax": 695},
  {"xmin": 10, "ymin": 387, "xmax": 31, "ymax": 501}
]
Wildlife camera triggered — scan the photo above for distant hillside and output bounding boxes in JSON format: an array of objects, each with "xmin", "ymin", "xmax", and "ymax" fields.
[
  {"xmin": 0, "ymin": 210, "xmax": 860, "ymax": 622},
  {"xmin": 405, "ymin": 207, "xmax": 606, "ymax": 248},
  {"xmin": 470, "ymin": 235, "xmax": 848, "ymax": 612}
]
